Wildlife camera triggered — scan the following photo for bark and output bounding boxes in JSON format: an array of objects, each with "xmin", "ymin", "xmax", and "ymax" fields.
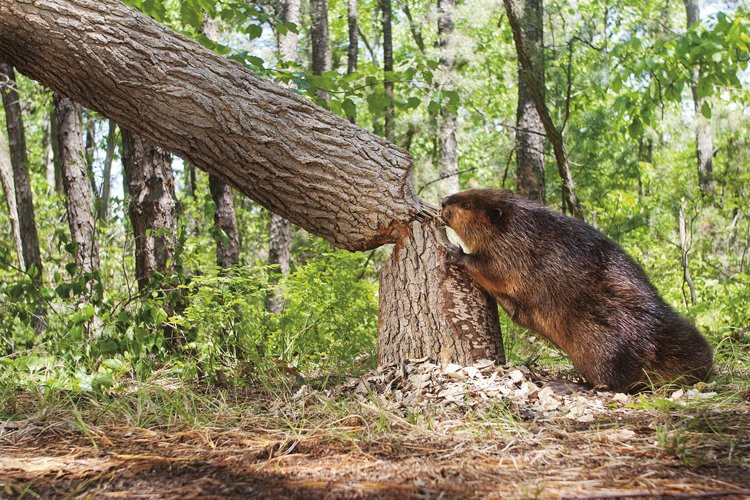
[
  {"xmin": 0, "ymin": 0, "xmax": 505, "ymax": 366},
  {"xmin": 202, "ymin": 16, "xmax": 240, "ymax": 268},
  {"xmin": 0, "ymin": 63, "xmax": 44, "ymax": 278},
  {"xmin": 513, "ymin": 0, "xmax": 545, "ymax": 204},
  {"xmin": 381, "ymin": 0, "xmax": 395, "ymax": 142},
  {"xmin": 503, "ymin": 0, "xmax": 582, "ymax": 218},
  {"xmin": 50, "ymin": 104, "xmax": 64, "ymax": 193},
  {"xmin": 121, "ymin": 128, "xmax": 177, "ymax": 290},
  {"xmin": 98, "ymin": 119, "xmax": 116, "ymax": 220},
  {"xmin": 436, "ymin": 0, "xmax": 459, "ymax": 198},
  {"xmin": 684, "ymin": 0, "xmax": 716, "ymax": 200},
  {"xmin": 379, "ymin": 219, "xmax": 504, "ymax": 365},
  {"xmin": 347, "ymin": 0, "xmax": 358, "ymax": 75},
  {"xmin": 54, "ymin": 93, "xmax": 100, "ymax": 274},
  {"xmin": 347, "ymin": 0, "xmax": 358, "ymax": 124},
  {"xmin": 311, "ymin": 0, "xmax": 331, "ymax": 101},
  {"xmin": 0, "ymin": 126, "xmax": 24, "ymax": 269}
]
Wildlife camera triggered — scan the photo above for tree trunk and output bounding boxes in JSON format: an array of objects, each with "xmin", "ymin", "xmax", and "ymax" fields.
[
  {"xmin": 0, "ymin": 64, "xmax": 44, "ymax": 279},
  {"xmin": 0, "ymin": 126, "xmax": 24, "ymax": 269},
  {"xmin": 684, "ymin": 0, "xmax": 716, "ymax": 200},
  {"xmin": 347, "ymin": 0, "xmax": 358, "ymax": 124},
  {"xmin": 98, "ymin": 119, "xmax": 116, "ymax": 220},
  {"xmin": 381, "ymin": 0, "xmax": 395, "ymax": 142},
  {"xmin": 0, "ymin": 0, "xmax": 505, "ymax": 367},
  {"xmin": 513, "ymin": 0, "xmax": 545, "ymax": 204},
  {"xmin": 42, "ymin": 108, "xmax": 56, "ymax": 192},
  {"xmin": 121, "ymin": 128, "xmax": 176, "ymax": 290},
  {"xmin": 435, "ymin": 0, "xmax": 459, "ymax": 198},
  {"xmin": 50, "ymin": 104, "xmax": 64, "ymax": 194},
  {"xmin": 202, "ymin": 16, "xmax": 240, "ymax": 268},
  {"xmin": 311, "ymin": 0, "xmax": 331, "ymax": 101},
  {"xmin": 379, "ymin": 218, "xmax": 504, "ymax": 365},
  {"xmin": 53, "ymin": 93, "xmax": 100, "ymax": 274},
  {"xmin": 503, "ymin": 0, "xmax": 581, "ymax": 217},
  {"xmin": 84, "ymin": 111, "xmax": 99, "ymax": 201}
]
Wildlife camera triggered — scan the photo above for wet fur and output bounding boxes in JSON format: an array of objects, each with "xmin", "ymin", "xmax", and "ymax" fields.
[{"xmin": 441, "ymin": 189, "xmax": 713, "ymax": 392}]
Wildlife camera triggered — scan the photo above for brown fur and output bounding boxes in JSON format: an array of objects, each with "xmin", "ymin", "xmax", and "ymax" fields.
[{"xmin": 441, "ymin": 189, "xmax": 713, "ymax": 392}]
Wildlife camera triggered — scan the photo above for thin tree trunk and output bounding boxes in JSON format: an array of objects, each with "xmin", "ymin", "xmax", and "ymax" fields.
[
  {"xmin": 678, "ymin": 199, "xmax": 696, "ymax": 307},
  {"xmin": 50, "ymin": 104, "xmax": 64, "ymax": 193},
  {"xmin": 42, "ymin": 108, "xmax": 56, "ymax": 192},
  {"xmin": 513, "ymin": 0, "xmax": 545, "ymax": 204},
  {"xmin": 1, "ymin": 0, "xmax": 505, "ymax": 366},
  {"xmin": 0, "ymin": 127, "xmax": 24, "ymax": 269},
  {"xmin": 347, "ymin": 0, "xmax": 358, "ymax": 124},
  {"xmin": 381, "ymin": 0, "xmax": 395, "ymax": 142},
  {"xmin": 503, "ymin": 0, "xmax": 582, "ymax": 218},
  {"xmin": 436, "ymin": 0, "xmax": 459, "ymax": 198},
  {"xmin": 684, "ymin": 0, "xmax": 716, "ymax": 200},
  {"xmin": 98, "ymin": 119, "xmax": 116, "ymax": 220},
  {"xmin": 84, "ymin": 111, "xmax": 99, "ymax": 201},
  {"xmin": 0, "ymin": 64, "xmax": 44, "ymax": 280},
  {"xmin": 202, "ymin": 15, "xmax": 240, "ymax": 268},
  {"xmin": 121, "ymin": 128, "xmax": 176, "ymax": 290},
  {"xmin": 311, "ymin": 0, "xmax": 331, "ymax": 101},
  {"xmin": 53, "ymin": 93, "xmax": 100, "ymax": 274}
]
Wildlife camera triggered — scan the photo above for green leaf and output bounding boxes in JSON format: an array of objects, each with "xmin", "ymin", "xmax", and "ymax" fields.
[
  {"xmin": 700, "ymin": 101, "xmax": 712, "ymax": 119},
  {"xmin": 180, "ymin": 1, "xmax": 203, "ymax": 30},
  {"xmin": 247, "ymin": 24, "xmax": 263, "ymax": 40},
  {"xmin": 342, "ymin": 98, "xmax": 356, "ymax": 118}
]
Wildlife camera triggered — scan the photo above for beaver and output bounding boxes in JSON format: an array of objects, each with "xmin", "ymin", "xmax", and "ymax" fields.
[{"xmin": 440, "ymin": 189, "xmax": 713, "ymax": 392}]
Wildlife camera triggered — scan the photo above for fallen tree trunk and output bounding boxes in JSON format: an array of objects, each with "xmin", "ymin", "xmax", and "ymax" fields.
[{"xmin": 0, "ymin": 0, "xmax": 504, "ymax": 366}]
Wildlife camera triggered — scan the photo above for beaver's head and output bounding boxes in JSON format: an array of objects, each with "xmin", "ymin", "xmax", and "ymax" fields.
[{"xmin": 440, "ymin": 189, "xmax": 513, "ymax": 254}]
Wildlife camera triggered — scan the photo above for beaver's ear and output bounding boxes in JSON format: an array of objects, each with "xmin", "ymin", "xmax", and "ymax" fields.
[{"xmin": 490, "ymin": 207, "xmax": 503, "ymax": 225}]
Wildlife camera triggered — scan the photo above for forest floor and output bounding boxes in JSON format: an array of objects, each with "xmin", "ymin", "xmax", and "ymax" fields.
[{"xmin": 1, "ymin": 362, "xmax": 750, "ymax": 499}]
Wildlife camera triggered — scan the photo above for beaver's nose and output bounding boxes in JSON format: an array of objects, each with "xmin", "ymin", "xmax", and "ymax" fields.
[{"xmin": 441, "ymin": 198, "xmax": 449, "ymax": 208}]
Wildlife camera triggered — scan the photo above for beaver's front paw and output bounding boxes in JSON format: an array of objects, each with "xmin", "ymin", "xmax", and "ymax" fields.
[{"xmin": 445, "ymin": 243, "xmax": 466, "ymax": 266}]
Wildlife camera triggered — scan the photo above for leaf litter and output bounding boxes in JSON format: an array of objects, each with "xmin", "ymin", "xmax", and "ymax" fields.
[{"xmin": 1, "ymin": 360, "xmax": 749, "ymax": 498}]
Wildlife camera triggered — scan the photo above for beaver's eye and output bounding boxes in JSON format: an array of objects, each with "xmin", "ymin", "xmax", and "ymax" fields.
[{"xmin": 461, "ymin": 202, "xmax": 470, "ymax": 209}]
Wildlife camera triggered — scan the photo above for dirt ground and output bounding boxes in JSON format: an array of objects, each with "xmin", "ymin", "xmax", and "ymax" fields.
[
  {"xmin": 2, "ymin": 401, "xmax": 750, "ymax": 498},
  {"xmin": 2, "ymin": 362, "xmax": 750, "ymax": 499}
]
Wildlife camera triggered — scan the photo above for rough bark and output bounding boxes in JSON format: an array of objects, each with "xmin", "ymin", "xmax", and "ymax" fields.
[
  {"xmin": 379, "ymin": 219, "xmax": 504, "ymax": 365},
  {"xmin": 514, "ymin": 0, "xmax": 545, "ymax": 204},
  {"xmin": 1, "ymin": 0, "xmax": 422, "ymax": 251},
  {"xmin": 0, "ymin": 0, "xmax": 505, "ymax": 367},
  {"xmin": 684, "ymin": 0, "xmax": 716, "ymax": 200},
  {"xmin": 202, "ymin": 16, "xmax": 240, "ymax": 268},
  {"xmin": 435, "ymin": 0, "xmax": 459, "ymax": 198},
  {"xmin": 0, "ymin": 63, "xmax": 44, "ymax": 278},
  {"xmin": 503, "ymin": 0, "xmax": 581, "ymax": 218},
  {"xmin": 98, "ymin": 119, "xmax": 116, "ymax": 220},
  {"xmin": 311, "ymin": 0, "xmax": 331, "ymax": 101},
  {"xmin": 54, "ymin": 93, "xmax": 100, "ymax": 274},
  {"xmin": 381, "ymin": 0, "xmax": 395, "ymax": 142},
  {"xmin": 121, "ymin": 128, "xmax": 176, "ymax": 290},
  {"xmin": 0, "ymin": 126, "xmax": 24, "ymax": 269}
]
